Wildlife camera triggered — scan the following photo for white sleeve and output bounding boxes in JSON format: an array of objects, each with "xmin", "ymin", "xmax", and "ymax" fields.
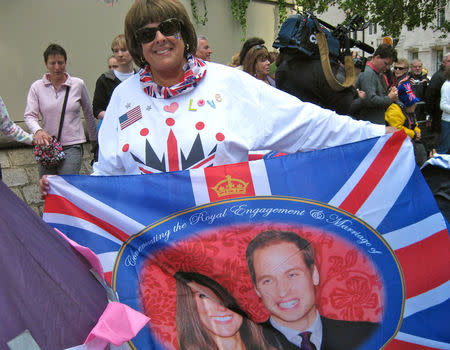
[
  {"xmin": 91, "ymin": 90, "xmax": 126, "ymax": 175},
  {"xmin": 440, "ymin": 82, "xmax": 450, "ymax": 115},
  {"xmin": 231, "ymin": 75, "xmax": 385, "ymax": 153}
]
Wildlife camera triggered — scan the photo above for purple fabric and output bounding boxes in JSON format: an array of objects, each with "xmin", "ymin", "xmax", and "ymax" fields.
[
  {"xmin": 300, "ymin": 331, "xmax": 317, "ymax": 350},
  {"xmin": 0, "ymin": 181, "xmax": 108, "ymax": 350}
]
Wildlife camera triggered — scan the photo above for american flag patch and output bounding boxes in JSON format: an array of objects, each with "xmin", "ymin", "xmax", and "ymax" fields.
[{"xmin": 119, "ymin": 106, "xmax": 142, "ymax": 130}]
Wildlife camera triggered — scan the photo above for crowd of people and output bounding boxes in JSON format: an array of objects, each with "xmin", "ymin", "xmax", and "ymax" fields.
[
  {"xmin": 0, "ymin": 0, "xmax": 446, "ymax": 199},
  {"xmin": 0, "ymin": 0, "xmax": 446, "ymax": 200},
  {"xmin": 353, "ymin": 48, "xmax": 450, "ymax": 161}
]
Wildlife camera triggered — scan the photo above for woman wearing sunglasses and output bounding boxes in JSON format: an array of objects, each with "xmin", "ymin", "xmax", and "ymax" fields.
[
  {"xmin": 392, "ymin": 58, "xmax": 410, "ymax": 88},
  {"xmin": 39, "ymin": 0, "xmax": 394, "ymax": 194}
]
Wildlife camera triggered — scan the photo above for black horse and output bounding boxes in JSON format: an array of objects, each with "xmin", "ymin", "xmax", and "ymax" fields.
[
  {"xmin": 274, "ymin": 13, "xmax": 372, "ymax": 116},
  {"xmin": 276, "ymin": 50, "xmax": 355, "ymax": 116}
]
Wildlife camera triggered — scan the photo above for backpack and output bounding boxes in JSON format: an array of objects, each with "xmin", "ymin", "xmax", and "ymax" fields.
[{"xmin": 273, "ymin": 13, "xmax": 340, "ymax": 61}]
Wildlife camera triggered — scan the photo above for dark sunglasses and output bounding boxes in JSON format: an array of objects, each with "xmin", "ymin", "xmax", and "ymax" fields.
[
  {"xmin": 394, "ymin": 66, "xmax": 406, "ymax": 70},
  {"xmin": 135, "ymin": 18, "xmax": 181, "ymax": 44}
]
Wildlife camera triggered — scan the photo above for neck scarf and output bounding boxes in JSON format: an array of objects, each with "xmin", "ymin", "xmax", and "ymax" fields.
[{"xmin": 140, "ymin": 54, "xmax": 207, "ymax": 99}]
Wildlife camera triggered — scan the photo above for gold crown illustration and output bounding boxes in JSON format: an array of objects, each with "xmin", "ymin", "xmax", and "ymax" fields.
[{"xmin": 211, "ymin": 175, "xmax": 249, "ymax": 197}]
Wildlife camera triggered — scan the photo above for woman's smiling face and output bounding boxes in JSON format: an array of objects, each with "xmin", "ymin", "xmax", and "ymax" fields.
[
  {"xmin": 189, "ymin": 282, "xmax": 243, "ymax": 339},
  {"xmin": 140, "ymin": 20, "xmax": 186, "ymax": 76}
]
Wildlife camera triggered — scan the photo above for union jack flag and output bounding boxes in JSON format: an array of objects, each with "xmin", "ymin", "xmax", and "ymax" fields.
[
  {"xmin": 43, "ymin": 132, "xmax": 449, "ymax": 349},
  {"xmin": 140, "ymin": 55, "xmax": 206, "ymax": 99}
]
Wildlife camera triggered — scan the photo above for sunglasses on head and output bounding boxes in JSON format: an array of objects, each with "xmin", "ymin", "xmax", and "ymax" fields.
[
  {"xmin": 135, "ymin": 18, "xmax": 181, "ymax": 44},
  {"xmin": 394, "ymin": 66, "xmax": 406, "ymax": 70}
]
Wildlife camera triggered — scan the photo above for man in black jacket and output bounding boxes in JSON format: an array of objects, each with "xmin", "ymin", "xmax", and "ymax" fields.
[
  {"xmin": 409, "ymin": 59, "xmax": 429, "ymax": 121},
  {"xmin": 246, "ymin": 230, "xmax": 378, "ymax": 350}
]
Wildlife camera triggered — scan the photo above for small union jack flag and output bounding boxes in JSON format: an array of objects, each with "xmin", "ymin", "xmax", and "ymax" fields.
[{"xmin": 404, "ymin": 83, "xmax": 416, "ymax": 101}]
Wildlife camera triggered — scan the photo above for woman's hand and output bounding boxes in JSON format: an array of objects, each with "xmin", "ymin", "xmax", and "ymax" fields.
[
  {"xmin": 97, "ymin": 111, "xmax": 106, "ymax": 120},
  {"xmin": 34, "ymin": 129, "xmax": 52, "ymax": 146},
  {"xmin": 39, "ymin": 175, "xmax": 50, "ymax": 200}
]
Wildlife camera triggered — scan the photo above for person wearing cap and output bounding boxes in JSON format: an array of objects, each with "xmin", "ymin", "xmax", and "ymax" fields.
[{"xmin": 385, "ymin": 81, "xmax": 427, "ymax": 166}]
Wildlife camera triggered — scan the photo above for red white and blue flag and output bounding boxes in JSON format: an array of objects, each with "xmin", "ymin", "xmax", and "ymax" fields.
[
  {"xmin": 43, "ymin": 132, "xmax": 449, "ymax": 350},
  {"xmin": 119, "ymin": 105, "xmax": 143, "ymax": 130}
]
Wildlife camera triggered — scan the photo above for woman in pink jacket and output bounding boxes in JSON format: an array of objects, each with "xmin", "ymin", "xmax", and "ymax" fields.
[{"xmin": 24, "ymin": 43, "xmax": 97, "ymax": 177}]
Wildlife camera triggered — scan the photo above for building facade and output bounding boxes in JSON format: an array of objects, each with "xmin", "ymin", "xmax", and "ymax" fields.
[{"xmin": 321, "ymin": 3, "xmax": 449, "ymax": 76}]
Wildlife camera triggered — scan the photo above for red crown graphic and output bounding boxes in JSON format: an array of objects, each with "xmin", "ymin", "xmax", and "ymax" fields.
[{"xmin": 131, "ymin": 121, "xmax": 220, "ymax": 174}]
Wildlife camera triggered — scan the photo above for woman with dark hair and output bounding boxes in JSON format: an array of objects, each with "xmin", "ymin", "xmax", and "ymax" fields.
[
  {"xmin": 237, "ymin": 37, "xmax": 265, "ymax": 69},
  {"xmin": 175, "ymin": 271, "xmax": 274, "ymax": 350},
  {"xmin": 24, "ymin": 43, "xmax": 97, "ymax": 177},
  {"xmin": 243, "ymin": 45, "xmax": 275, "ymax": 86}
]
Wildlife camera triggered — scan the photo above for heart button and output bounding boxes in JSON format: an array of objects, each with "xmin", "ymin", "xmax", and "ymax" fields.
[{"xmin": 163, "ymin": 102, "xmax": 179, "ymax": 113}]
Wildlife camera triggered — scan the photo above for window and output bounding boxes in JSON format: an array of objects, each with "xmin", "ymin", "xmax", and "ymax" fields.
[
  {"xmin": 368, "ymin": 22, "xmax": 378, "ymax": 34},
  {"xmin": 437, "ymin": 0, "xmax": 445, "ymax": 27},
  {"xmin": 436, "ymin": 49, "xmax": 443, "ymax": 72},
  {"xmin": 410, "ymin": 51, "xmax": 419, "ymax": 61}
]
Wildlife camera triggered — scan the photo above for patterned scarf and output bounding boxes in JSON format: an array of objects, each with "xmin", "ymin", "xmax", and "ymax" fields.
[{"xmin": 140, "ymin": 54, "xmax": 207, "ymax": 99}]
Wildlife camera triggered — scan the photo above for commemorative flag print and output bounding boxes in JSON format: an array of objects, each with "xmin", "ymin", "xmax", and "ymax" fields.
[{"xmin": 43, "ymin": 132, "xmax": 449, "ymax": 350}]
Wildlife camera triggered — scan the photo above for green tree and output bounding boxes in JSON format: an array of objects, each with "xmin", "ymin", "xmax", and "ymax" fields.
[
  {"xmin": 190, "ymin": 0, "xmax": 448, "ymax": 40},
  {"xmin": 295, "ymin": 0, "xmax": 449, "ymax": 38}
]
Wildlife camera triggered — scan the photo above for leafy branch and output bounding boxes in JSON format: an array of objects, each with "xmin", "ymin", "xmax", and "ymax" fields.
[
  {"xmin": 231, "ymin": 0, "xmax": 251, "ymax": 41},
  {"xmin": 278, "ymin": 0, "xmax": 288, "ymax": 24},
  {"xmin": 191, "ymin": 0, "xmax": 208, "ymax": 25}
]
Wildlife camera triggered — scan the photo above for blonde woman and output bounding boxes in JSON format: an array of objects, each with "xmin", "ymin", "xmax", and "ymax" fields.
[{"xmin": 392, "ymin": 58, "xmax": 410, "ymax": 87}]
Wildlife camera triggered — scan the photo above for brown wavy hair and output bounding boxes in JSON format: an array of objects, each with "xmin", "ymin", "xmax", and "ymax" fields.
[
  {"xmin": 175, "ymin": 271, "xmax": 274, "ymax": 350},
  {"xmin": 124, "ymin": 0, "xmax": 197, "ymax": 68},
  {"xmin": 242, "ymin": 45, "xmax": 270, "ymax": 77}
]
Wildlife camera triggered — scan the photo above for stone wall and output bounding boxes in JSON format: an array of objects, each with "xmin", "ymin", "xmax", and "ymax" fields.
[{"xmin": 1, "ymin": 141, "xmax": 93, "ymax": 216}]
